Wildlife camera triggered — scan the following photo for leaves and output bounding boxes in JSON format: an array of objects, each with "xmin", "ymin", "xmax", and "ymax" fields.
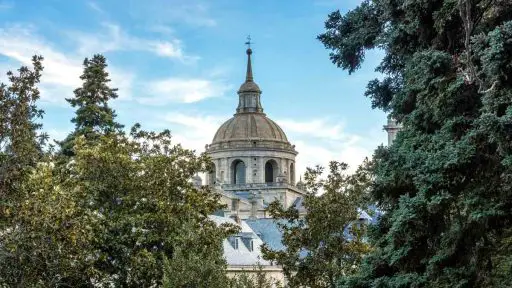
[
  {"xmin": 263, "ymin": 160, "xmax": 373, "ymax": 288},
  {"xmin": 319, "ymin": 1, "xmax": 512, "ymax": 287}
]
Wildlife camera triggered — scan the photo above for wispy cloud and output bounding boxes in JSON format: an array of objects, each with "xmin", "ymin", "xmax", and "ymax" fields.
[
  {"xmin": 278, "ymin": 117, "xmax": 382, "ymax": 175},
  {"xmin": 159, "ymin": 112, "xmax": 226, "ymax": 153},
  {"xmin": 70, "ymin": 23, "xmax": 198, "ymax": 63},
  {"xmin": 140, "ymin": 78, "xmax": 231, "ymax": 104},
  {"xmin": 277, "ymin": 118, "xmax": 360, "ymax": 143},
  {"xmin": 0, "ymin": 25, "xmax": 133, "ymax": 104}
]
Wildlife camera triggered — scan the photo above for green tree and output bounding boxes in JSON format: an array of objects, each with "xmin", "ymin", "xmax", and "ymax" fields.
[
  {"xmin": 318, "ymin": 0, "xmax": 512, "ymax": 287},
  {"xmin": 0, "ymin": 55, "xmax": 47, "ymax": 225},
  {"xmin": 1, "ymin": 125, "xmax": 237, "ymax": 287},
  {"xmin": 1, "ymin": 53, "xmax": 237, "ymax": 286},
  {"xmin": 262, "ymin": 161, "xmax": 373, "ymax": 288},
  {"xmin": 59, "ymin": 54, "xmax": 123, "ymax": 156}
]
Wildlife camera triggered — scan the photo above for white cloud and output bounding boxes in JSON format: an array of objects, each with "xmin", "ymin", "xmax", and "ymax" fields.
[
  {"xmin": 278, "ymin": 118, "xmax": 360, "ymax": 144},
  {"xmin": 0, "ymin": 25, "xmax": 134, "ymax": 105},
  {"xmin": 140, "ymin": 78, "xmax": 231, "ymax": 104},
  {"xmin": 281, "ymin": 118, "xmax": 381, "ymax": 176},
  {"xmin": 159, "ymin": 112, "xmax": 226, "ymax": 153},
  {"xmin": 71, "ymin": 23, "xmax": 198, "ymax": 63}
]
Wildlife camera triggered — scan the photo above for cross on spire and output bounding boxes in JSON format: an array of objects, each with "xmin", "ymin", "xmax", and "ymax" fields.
[{"xmin": 245, "ymin": 35, "xmax": 252, "ymax": 49}]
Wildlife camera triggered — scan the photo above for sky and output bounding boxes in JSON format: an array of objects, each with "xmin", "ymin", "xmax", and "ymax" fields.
[{"xmin": 0, "ymin": 0, "xmax": 387, "ymax": 177}]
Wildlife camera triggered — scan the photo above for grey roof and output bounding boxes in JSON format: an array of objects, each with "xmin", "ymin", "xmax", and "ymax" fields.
[
  {"xmin": 209, "ymin": 207, "xmax": 382, "ymax": 266},
  {"xmin": 245, "ymin": 218, "xmax": 286, "ymax": 251},
  {"xmin": 209, "ymin": 215, "xmax": 270, "ymax": 266}
]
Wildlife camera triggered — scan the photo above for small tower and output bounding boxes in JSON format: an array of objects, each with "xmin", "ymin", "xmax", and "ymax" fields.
[{"xmin": 383, "ymin": 116, "xmax": 402, "ymax": 146}]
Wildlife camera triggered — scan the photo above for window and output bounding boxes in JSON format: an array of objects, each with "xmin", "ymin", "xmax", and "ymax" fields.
[
  {"xmin": 234, "ymin": 238, "xmax": 239, "ymax": 249},
  {"xmin": 265, "ymin": 160, "xmax": 278, "ymax": 183},
  {"xmin": 232, "ymin": 160, "xmax": 246, "ymax": 184},
  {"xmin": 290, "ymin": 162, "xmax": 295, "ymax": 184},
  {"xmin": 250, "ymin": 240, "xmax": 254, "ymax": 252}
]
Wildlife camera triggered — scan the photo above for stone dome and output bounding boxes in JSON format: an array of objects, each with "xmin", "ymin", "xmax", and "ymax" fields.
[{"xmin": 212, "ymin": 113, "xmax": 288, "ymax": 144}]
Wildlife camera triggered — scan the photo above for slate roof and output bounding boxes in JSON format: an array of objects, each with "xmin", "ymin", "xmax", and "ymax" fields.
[
  {"xmin": 209, "ymin": 215, "xmax": 270, "ymax": 266},
  {"xmin": 209, "ymin": 205, "xmax": 382, "ymax": 266},
  {"xmin": 245, "ymin": 218, "xmax": 286, "ymax": 251}
]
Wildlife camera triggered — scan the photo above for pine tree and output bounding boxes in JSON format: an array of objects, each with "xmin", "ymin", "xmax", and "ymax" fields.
[
  {"xmin": 60, "ymin": 54, "xmax": 123, "ymax": 156},
  {"xmin": 0, "ymin": 55, "xmax": 47, "ymax": 223},
  {"xmin": 318, "ymin": 0, "xmax": 512, "ymax": 286}
]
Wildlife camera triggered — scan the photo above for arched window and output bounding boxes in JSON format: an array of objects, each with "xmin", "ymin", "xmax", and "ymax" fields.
[
  {"xmin": 290, "ymin": 162, "xmax": 295, "ymax": 184},
  {"xmin": 232, "ymin": 160, "xmax": 246, "ymax": 184},
  {"xmin": 265, "ymin": 160, "xmax": 278, "ymax": 183}
]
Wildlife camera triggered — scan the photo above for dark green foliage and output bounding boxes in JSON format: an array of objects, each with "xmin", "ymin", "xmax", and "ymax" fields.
[
  {"xmin": 319, "ymin": 0, "xmax": 512, "ymax": 287},
  {"xmin": 60, "ymin": 54, "xmax": 123, "ymax": 156},
  {"xmin": 262, "ymin": 161, "xmax": 373, "ymax": 288},
  {"xmin": 0, "ymin": 55, "xmax": 47, "ymax": 225}
]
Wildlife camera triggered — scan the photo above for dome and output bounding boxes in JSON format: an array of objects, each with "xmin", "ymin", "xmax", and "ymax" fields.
[{"xmin": 212, "ymin": 113, "xmax": 289, "ymax": 144}]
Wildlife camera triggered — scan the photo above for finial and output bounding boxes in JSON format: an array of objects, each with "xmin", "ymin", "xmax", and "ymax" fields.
[{"xmin": 245, "ymin": 35, "xmax": 252, "ymax": 49}]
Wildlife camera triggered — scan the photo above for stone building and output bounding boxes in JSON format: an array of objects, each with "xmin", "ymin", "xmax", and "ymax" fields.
[
  {"xmin": 205, "ymin": 46, "xmax": 307, "ymax": 220},
  {"xmin": 196, "ymin": 46, "xmax": 309, "ymax": 286}
]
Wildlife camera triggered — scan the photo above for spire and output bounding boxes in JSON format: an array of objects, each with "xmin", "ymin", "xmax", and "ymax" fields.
[
  {"xmin": 236, "ymin": 36, "xmax": 263, "ymax": 114},
  {"xmin": 245, "ymin": 35, "xmax": 254, "ymax": 82},
  {"xmin": 246, "ymin": 48, "xmax": 254, "ymax": 82}
]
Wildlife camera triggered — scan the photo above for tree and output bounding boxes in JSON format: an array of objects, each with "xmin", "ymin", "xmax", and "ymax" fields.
[
  {"xmin": 262, "ymin": 161, "xmax": 373, "ymax": 288},
  {"xmin": 1, "ymin": 53, "xmax": 238, "ymax": 286},
  {"xmin": 59, "ymin": 54, "xmax": 123, "ymax": 156},
  {"xmin": 0, "ymin": 55, "xmax": 47, "ymax": 226},
  {"xmin": 318, "ymin": 0, "xmax": 512, "ymax": 286},
  {"xmin": 0, "ymin": 125, "xmax": 237, "ymax": 287}
]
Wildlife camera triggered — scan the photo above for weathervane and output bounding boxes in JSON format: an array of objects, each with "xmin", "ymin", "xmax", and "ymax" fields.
[{"xmin": 245, "ymin": 35, "xmax": 252, "ymax": 49}]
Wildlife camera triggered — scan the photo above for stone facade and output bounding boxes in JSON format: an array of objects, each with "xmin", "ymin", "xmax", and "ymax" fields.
[
  {"xmin": 205, "ymin": 47, "xmax": 306, "ymax": 221},
  {"xmin": 201, "ymin": 47, "xmax": 308, "ymax": 286}
]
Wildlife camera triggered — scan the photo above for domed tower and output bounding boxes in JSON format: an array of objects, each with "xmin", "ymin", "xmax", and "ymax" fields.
[{"xmin": 205, "ymin": 46, "xmax": 305, "ymax": 218}]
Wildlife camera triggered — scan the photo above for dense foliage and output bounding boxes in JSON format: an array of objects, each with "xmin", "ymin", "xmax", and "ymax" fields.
[
  {"xmin": 0, "ymin": 56, "xmax": 47, "ymax": 223},
  {"xmin": 319, "ymin": 0, "xmax": 512, "ymax": 287},
  {"xmin": 0, "ymin": 56, "xmax": 241, "ymax": 287},
  {"xmin": 263, "ymin": 161, "xmax": 373, "ymax": 288}
]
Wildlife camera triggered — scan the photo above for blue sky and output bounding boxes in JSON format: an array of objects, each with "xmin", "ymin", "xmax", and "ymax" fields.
[{"xmin": 0, "ymin": 0, "xmax": 386, "ymax": 176}]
